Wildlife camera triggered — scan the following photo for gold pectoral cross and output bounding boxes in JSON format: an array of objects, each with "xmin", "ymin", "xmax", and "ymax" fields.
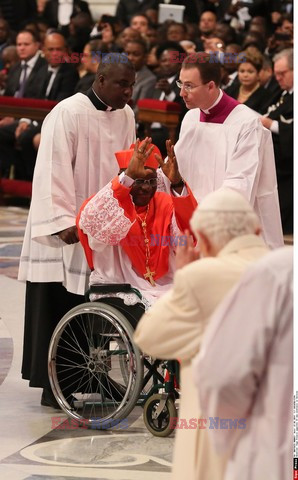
[{"xmin": 144, "ymin": 266, "xmax": 156, "ymax": 286}]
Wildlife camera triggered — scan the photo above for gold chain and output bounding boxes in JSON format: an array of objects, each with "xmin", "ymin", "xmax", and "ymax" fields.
[
  {"xmin": 239, "ymin": 82, "xmax": 260, "ymax": 99},
  {"xmin": 135, "ymin": 205, "xmax": 156, "ymax": 286}
]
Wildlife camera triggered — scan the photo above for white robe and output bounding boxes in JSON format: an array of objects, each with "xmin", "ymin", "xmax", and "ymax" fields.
[
  {"xmin": 193, "ymin": 247, "xmax": 293, "ymax": 480},
  {"xmin": 167, "ymin": 105, "xmax": 284, "ymax": 249},
  {"xmin": 18, "ymin": 93, "xmax": 136, "ymax": 294}
]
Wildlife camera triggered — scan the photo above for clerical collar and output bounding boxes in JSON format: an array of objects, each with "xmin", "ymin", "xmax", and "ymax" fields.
[
  {"xmin": 86, "ymin": 88, "xmax": 115, "ymax": 111},
  {"xmin": 201, "ymin": 89, "xmax": 223, "ymax": 114},
  {"xmin": 200, "ymin": 91, "xmax": 239, "ymax": 124}
]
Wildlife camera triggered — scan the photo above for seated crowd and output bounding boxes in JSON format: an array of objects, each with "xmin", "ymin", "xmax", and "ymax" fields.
[
  {"xmin": 0, "ymin": 2, "xmax": 293, "ymax": 231},
  {"xmin": 5, "ymin": 3, "xmax": 292, "ymax": 479}
]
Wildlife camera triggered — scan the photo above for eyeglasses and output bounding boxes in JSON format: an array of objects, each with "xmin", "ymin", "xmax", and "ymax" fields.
[
  {"xmin": 176, "ymin": 80, "xmax": 207, "ymax": 92},
  {"xmin": 133, "ymin": 178, "xmax": 158, "ymax": 187}
]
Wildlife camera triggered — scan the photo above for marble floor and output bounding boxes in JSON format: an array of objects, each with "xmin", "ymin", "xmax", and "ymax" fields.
[{"xmin": 0, "ymin": 207, "xmax": 175, "ymax": 480}]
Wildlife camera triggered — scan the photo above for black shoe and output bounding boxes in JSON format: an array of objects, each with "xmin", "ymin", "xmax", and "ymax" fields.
[{"xmin": 41, "ymin": 388, "xmax": 61, "ymax": 409}]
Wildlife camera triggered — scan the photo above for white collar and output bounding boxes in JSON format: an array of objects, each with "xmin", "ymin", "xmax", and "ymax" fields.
[
  {"xmin": 48, "ymin": 65, "xmax": 59, "ymax": 73},
  {"xmin": 201, "ymin": 89, "xmax": 223, "ymax": 114},
  {"xmin": 21, "ymin": 50, "xmax": 41, "ymax": 69},
  {"xmin": 92, "ymin": 89, "xmax": 114, "ymax": 111}
]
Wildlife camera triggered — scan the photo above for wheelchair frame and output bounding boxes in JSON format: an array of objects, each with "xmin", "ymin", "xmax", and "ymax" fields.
[{"xmin": 48, "ymin": 290, "xmax": 179, "ymax": 437}]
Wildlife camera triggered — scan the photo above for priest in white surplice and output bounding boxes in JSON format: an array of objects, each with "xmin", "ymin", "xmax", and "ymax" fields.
[
  {"xmin": 167, "ymin": 52, "xmax": 284, "ymax": 249},
  {"xmin": 18, "ymin": 55, "xmax": 137, "ymax": 408}
]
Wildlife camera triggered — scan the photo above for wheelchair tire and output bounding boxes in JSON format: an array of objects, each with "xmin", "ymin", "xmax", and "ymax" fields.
[
  {"xmin": 143, "ymin": 393, "xmax": 177, "ymax": 437},
  {"xmin": 48, "ymin": 302, "xmax": 144, "ymax": 429}
]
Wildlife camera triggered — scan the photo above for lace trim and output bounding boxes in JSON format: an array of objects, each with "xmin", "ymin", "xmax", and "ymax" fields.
[
  {"xmin": 89, "ymin": 291, "xmax": 151, "ymax": 310},
  {"xmin": 156, "ymin": 169, "xmax": 167, "ymax": 192},
  {"xmin": 169, "ymin": 214, "xmax": 181, "ymax": 251},
  {"xmin": 80, "ymin": 182, "xmax": 133, "ymax": 245}
]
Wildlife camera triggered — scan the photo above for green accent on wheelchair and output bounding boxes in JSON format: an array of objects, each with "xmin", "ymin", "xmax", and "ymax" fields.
[{"xmin": 130, "ymin": 287, "xmax": 143, "ymax": 300}]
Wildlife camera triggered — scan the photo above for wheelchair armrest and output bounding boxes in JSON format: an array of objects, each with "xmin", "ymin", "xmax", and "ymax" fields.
[{"xmin": 89, "ymin": 283, "xmax": 133, "ymax": 294}]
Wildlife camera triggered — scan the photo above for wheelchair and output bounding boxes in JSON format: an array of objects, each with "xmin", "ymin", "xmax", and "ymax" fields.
[{"xmin": 48, "ymin": 283, "xmax": 179, "ymax": 437}]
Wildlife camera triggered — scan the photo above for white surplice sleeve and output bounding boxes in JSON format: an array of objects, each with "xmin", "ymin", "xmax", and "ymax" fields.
[
  {"xmin": 79, "ymin": 181, "xmax": 134, "ymax": 251},
  {"xmin": 30, "ymin": 106, "xmax": 79, "ymax": 245},
  {"xmin": 221, "ymin": 117, "xmax": 264, "ymax": 203}
]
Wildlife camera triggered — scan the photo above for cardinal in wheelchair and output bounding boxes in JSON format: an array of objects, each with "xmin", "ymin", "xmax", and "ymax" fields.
[
  {"xmin": 49, "ymin": 137, "xmax": 197, "ymax": 428},
  {"xmin": 77, "ymin": 136, "xmax": 197, "ymax": 309}
]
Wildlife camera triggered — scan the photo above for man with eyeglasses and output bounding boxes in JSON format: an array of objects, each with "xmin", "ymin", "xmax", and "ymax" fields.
[
  {"xmin": 168, "ymin": 52, "xmax": 284, "ymax": 249},
  {"xmin": 261, "ymin": 48, "xmax": 293, "ymax": 235},
  {"xmin": 78, "ymin": 136, "xmax": 197, "ymax": 306}
]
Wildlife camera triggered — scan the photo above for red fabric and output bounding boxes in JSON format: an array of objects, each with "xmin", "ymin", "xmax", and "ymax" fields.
[
  {"xmin": 76, "ymin": 195, "xmax": 95, "ymax": 271},
  {"xmin": 115, "ymin": 142, "xmax": 161, "ymax": 170},
  {"xmin": 171, "ymin": 182, "xmax": 198, "ymax": 234},
  {"xmin": 112, "ymin": 177, "xmax": 173, "ymax": 281},
  {"xmin": 164, "ymin": 369, "xmax": 179, "ymax": 389},
  {"xmin": 137, "ymin": 98, "xmax": 182, "ymax": 112},
  {"xmin": 111, "ymin": 177, "xmax": 197, "ymax": 283},
  {"xmin": 0, "ymin": 178, "xmax": 32, "ymax": 197},
  {"xmin": 0, "ymin": 96, "xmax": 57, "ymax": 109},
  {"xmin": 115, "ymin": 149, "xmax": 134, "ymax": 169},
  {"xmin": 76, "ymin": 179, "xmax": 197, "ymax": 282}
]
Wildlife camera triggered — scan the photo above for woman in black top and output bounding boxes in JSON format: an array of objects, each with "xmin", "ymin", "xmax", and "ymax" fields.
[{"xmin": 226, "ymin": 48, "xmax": 268, "ymax": 114}]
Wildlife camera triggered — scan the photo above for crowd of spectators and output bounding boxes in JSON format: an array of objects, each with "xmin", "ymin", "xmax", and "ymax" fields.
[{"xmin": 0, "ymin": 0, "xmax": 293, "ymax": 231}]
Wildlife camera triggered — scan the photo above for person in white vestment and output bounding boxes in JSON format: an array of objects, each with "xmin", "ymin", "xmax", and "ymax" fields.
[
  {"xmin": 18, "ymin": 54, "xmax": 137, "ymax": 408},
  {"xmin": 193, "ymin": 246, "xmax": 293, "ymax": 480},
  {"xmin": 166, "ymin": 52, "xmax": 284, "ymax": 249},
  {"xmin": 134, "ymin": 188, "xmax": 269, "ymax": 480},
  {"xmin": 78, "ymin": 137, "xmax": 197, "ymax": 307}
]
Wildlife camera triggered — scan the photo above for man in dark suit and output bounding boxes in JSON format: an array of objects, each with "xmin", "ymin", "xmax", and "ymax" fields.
[
  {"xmin": 0, "ymin": 28, "xmax": 46, "ymax": 176},
  {"xmin": 0, "ymin": 32, "xmax": 79, "ymax": 180},
  {"xmin": 3, "ymin": 29, "xmax": 46, "ymax": 99},
  {"xmin": 259, "ymin": 55, "xmax": 282, "ymax": 114},
  {"xmin": 33, "ymin": 32, "xmax": 79, "ymax": 101},
  {"xmin": 261, "ymin": 48, "xmax": 293, "ymax": 234},
  {"xmin": 15, "ymin": 32, "xmax": 79, "ymax": 180},
  {"xmin": 124, "ymin": 37, "xmax": 156, "ymax": 114}
]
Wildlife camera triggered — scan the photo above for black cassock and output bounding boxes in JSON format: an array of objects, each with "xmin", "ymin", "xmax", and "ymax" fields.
[{"xmin": 267, "ymin": 91, "xmax": 293, "ymax": 234}]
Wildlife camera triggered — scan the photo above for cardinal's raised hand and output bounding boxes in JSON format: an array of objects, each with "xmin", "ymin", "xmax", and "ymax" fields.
[
  {"xmin": 155, "ymin": 139, "xmax": 183, "ymax": 186},
  {"xmin": 125, "ymin": 137, "xmax": 154, "ymax": 180}
]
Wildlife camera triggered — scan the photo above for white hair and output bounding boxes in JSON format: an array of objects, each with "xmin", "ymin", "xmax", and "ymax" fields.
[
  {"xmin": 273, "ymin": 48, "xmax": 293, "ymax": 70},
  {"xmin": 190, "ymin": 189, "xmax": 260, "ymax": 252}
]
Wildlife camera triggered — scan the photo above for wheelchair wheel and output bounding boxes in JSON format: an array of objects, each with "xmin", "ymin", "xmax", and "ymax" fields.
[
  {"xmin": 143, "ymin": 393, "xmax": 177, "ymax": 437},
  {"xmin": 48, "ymin": 302, "xmax": 144, "ymax": 429}
]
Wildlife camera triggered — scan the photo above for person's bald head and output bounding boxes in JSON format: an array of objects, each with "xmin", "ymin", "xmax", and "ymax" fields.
[
  {"xmin": 2, "ymin": 45, "xmax": 19, "ymax": 70},
  {"xmin": 93, "ymin": 54, "xmax": 135, "ymax": 109},
  {"xmin": 43, "ymin": 32, "xmax": 67, "ymax": 66},
  {"xmin": 190, "ymin": 189, "xmax": 260, "ymax": 256}
]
